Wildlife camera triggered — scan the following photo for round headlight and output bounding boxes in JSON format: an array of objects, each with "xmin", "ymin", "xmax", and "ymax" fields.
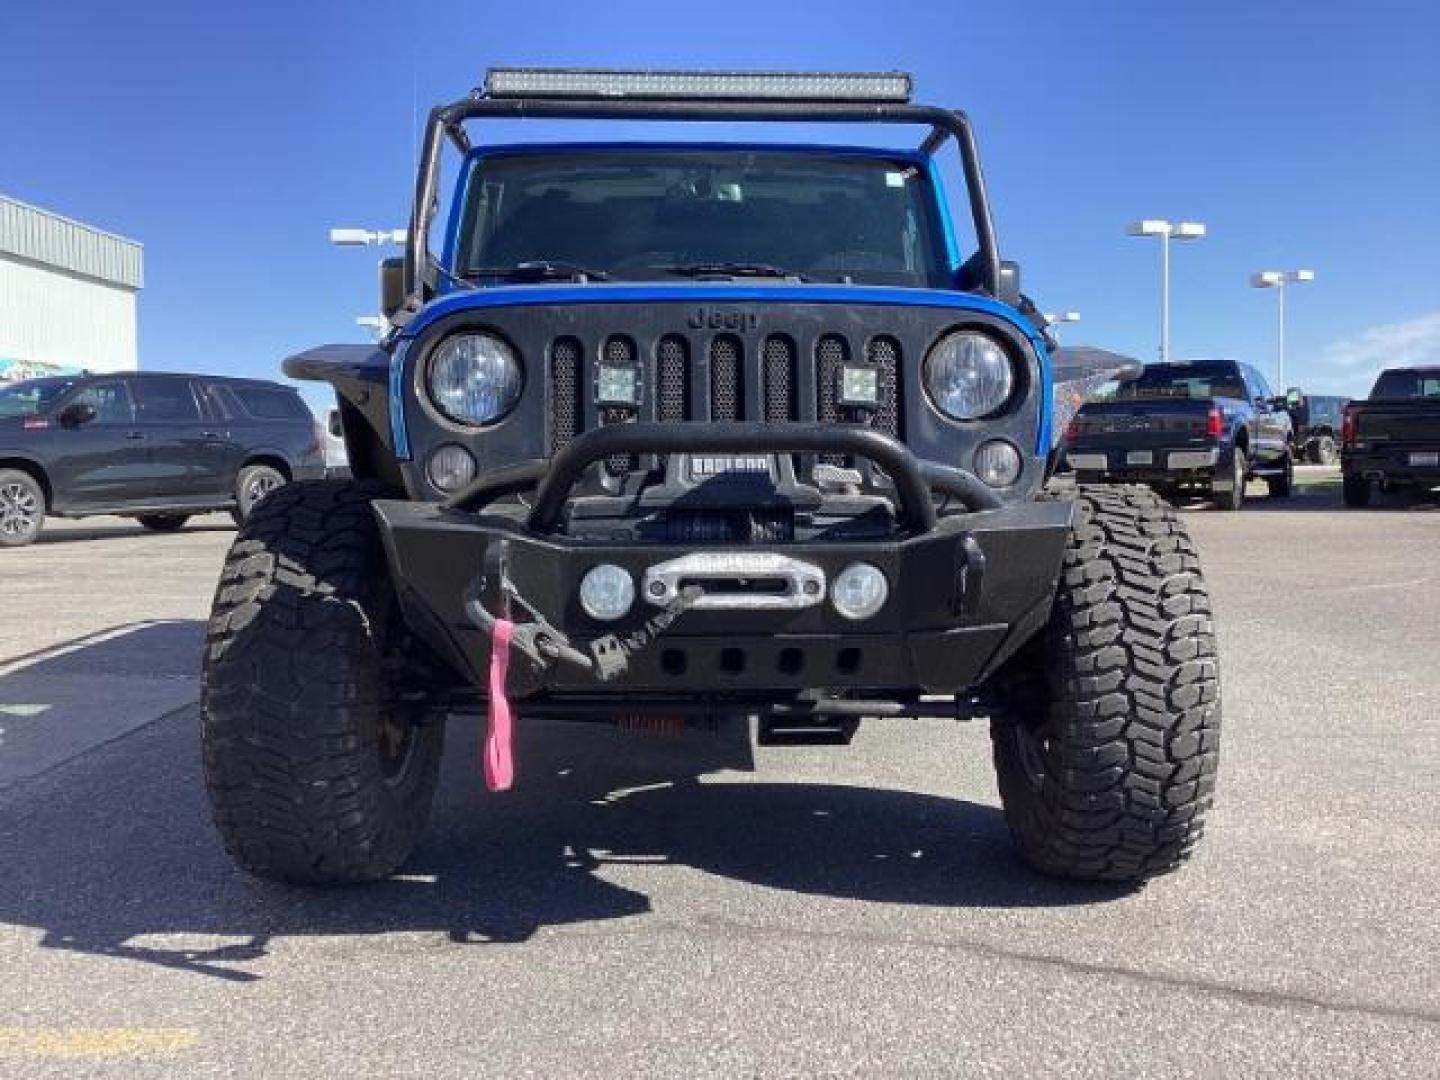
[
  {"xmin": 427, "ymin": 333, "xmax": 522, "ymax": 426},
  {"xmin": 830, "ymin": 563, "xmax": 889, "ymax": 621},
  {"xmin": 924, "ymin": 331, "xmax": 1015, "ymax": 420},
  {"xmin": 579, "ymin": 564, "xmax": 635, "ymax": 622},
  {"xmin": 974, "ymin": 439, "xmax": 1023, "ymax": 488},
  {"xmin": 425, "ymin": 443, "xmax": 477, "ymax": 493}
]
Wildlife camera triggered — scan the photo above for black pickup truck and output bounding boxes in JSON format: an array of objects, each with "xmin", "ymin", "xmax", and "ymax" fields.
[
  {"xmin": 1340, "ymin": 366, "xmax": 1440, "ymax": 507},
  {"xmin": 1065, "ymin": 359, "xmax": 1293, "ymax": 510}
]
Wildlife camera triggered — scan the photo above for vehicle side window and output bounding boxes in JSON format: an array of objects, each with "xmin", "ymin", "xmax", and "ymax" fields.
[
  {"xmin": 70, "ymin": 381, "xmax": 135, "ymax": 424},
  {"xmin": 196, "ymin": 383, "xmax": 236, "ymax": 421},
  {"xmin": 129, "ymin": 378, "xmax": 201, "ymax": 423},
  {"xmin": 229, "ymin": 386, "xmax": 311, "ymax": 421},
  {"xmin": 1248, "ymin": 367, "xmax": 1275, "ymax": 402}
]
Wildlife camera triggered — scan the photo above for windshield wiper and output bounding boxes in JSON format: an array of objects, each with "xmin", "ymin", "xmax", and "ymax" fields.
[
  {"xmin": 470, "ymin": 261, "xmax": 611, "ymax": 283},
  {"xmin": 664, "ymin": 261, "xmax": 811, "ymax": 282}
]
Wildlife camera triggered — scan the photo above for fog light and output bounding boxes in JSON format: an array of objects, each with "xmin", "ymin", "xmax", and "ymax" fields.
[
  {"xmin": 579, "ymin": 564, "xmax": 635, "ymax": 622},
  {"xmin": 974, "ymin": 439, "xmax": 1022, "ymax": 488},
  {"xmin": 830, "ymin": 563, "xmax": 888, "ymax": 620},
  {"xmin": 425, "ymin": 444, "xmax": 477, "ymax": 493}
]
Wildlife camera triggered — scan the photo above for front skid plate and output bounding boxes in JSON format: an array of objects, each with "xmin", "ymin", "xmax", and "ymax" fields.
[{"xmin": 371, "ymin": 498, "xmax": 1075, "ymax": 696}]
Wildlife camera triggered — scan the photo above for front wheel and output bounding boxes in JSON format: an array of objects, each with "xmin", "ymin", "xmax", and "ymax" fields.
[
  {"xmin": 231, "ymin": 463, "xmax": 286, "ymax": 525},
  {"xmin": 202, "ymin": 480, "xmax": 443, "ymax": 884},
  {"xmin": 0, "ymin": 469, "xmax": 45, "ymax": 548},
  {"xmin": 990, "ymin": 485, "xmax": 1220, "ymax": 882},
  {"xmin": 1266, "ymin": 454, "xmax": 1293, "ymax": 498},
  {"xmin": 137, "ymin": 513, "xmax": 189, "ymax": 532}
]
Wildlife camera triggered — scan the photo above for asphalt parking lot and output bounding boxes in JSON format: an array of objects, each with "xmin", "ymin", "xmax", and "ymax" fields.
[{"xmin": 1, "ymin": 470, "xmax": 1437, "ymax": 1078}]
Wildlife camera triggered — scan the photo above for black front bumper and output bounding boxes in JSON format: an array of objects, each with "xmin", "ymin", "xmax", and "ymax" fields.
[{"xmin": 373, "ymin": 424, "xmax": 1074, "ymax": 700}]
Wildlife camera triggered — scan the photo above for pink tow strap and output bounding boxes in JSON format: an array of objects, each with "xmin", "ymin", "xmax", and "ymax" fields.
[{"xmin": 484, "ymin": 618, "xmax": 515, "ymax": 791}]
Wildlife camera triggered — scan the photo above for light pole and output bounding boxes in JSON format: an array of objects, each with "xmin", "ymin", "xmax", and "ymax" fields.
[
  {"xmin": 1127, "ymin": 219, "xmax": 1206, "ymax": 363},
  {"xmin": 1250, "ymin": 269, "xmax": 1315, "ymax": 391}
]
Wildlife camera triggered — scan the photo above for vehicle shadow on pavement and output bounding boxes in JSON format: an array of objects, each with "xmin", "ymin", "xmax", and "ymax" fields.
[
  {"xmin": 34, "ymin": 522, "xmax": 236, "ymax": 544},
  {"xmin": 0, "ymin": 706, "xmax": 1130, "ymax": 985},
  {"xmin": 1172, "ymin": 480, "xmax": 1440, "ymax": 514}
]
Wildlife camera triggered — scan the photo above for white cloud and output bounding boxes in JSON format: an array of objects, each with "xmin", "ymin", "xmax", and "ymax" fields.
[{"xmin": 1307, "ymin": 311, "xmax": 1440, "ymax": 397}]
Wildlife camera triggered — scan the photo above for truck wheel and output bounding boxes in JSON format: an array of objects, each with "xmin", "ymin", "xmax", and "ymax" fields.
[
  {"xmin": 990, "ymin": 484, "xmax": 1220, "ymax": 882},
  {"xmin": 1342, "ymin": 473, "xmax": 1372, "ymax": 508},
  {"xmin": 202, "ymin": 480, "xmax": 443, "ymax": 884},
  {"xmin": 1266, "ymin": 455, "xmax": 1293, "ymax": 498},
  {"xmin": 137, "ymin": 513, "xmax": 190, "ymax": 532},
  {"xmin": 231, "ymin": 464, "xmax": 287, "ymax": 525},
  {"xmin": 1310, "ymin": 436, "xmax": 1337, "ymax": 466},
  {"xmin": 1214, "ymin": 448, "xmax": 1246, "ymax": 511},
  {"xmin": 0, "ymin": 469, "xmax": 45, "ymax": 548}
]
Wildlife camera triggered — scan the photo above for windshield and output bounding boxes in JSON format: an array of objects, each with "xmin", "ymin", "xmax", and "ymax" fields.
[
  {"xmin": 1371, "ymin": 370, "xmax": 1440, "ymax": 401},
  {"xmin": 453, "ymin": 149, "xmax": 953, "ymax": 287},
  {"xmin": 1112, "ymin": 363, "xmax": 1247, "ymax": 402},
  {"xmin": 0, "ymin": 378, "xmax": 76, "ymax": 418}
]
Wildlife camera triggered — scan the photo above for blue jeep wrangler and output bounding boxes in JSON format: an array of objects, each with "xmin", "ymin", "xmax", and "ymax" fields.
[{"xmin": 201, "ymin": 69, "xmax": 1220, "ymax": 886}]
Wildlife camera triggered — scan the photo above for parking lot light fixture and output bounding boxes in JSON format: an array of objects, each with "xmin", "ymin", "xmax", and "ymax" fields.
[
  {"xmin": 1043, "ymin": 311, "xmax": 1081, "ymax": 337},
  {"xmin": 1251, "ymin": 269, "xmax": 1315, "ymax": 389},
  {"xmin": 329, "ymin": 227, "xmax": 409, "ymax": 247},
  {"xmin": 1127, "ymin": 219, "xmax": 1207, "ymax": 363}
]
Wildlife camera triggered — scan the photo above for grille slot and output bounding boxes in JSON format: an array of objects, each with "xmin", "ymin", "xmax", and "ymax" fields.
[
  {"xmin": 549, "ymin": 337, "xmax": 583, "ymax": 455},
  {"xmin": 867, "ymin": 336, "xmax": 902, "ymax": 439},
  {"xmin": 816, "ymin": 334, "xmax": 850, "ymax": 464},
  {"xmin": 601, "ymin": 335, "xmax": 639, "ymax": 477},
  {"xmin": 710, "ymin": 335, "xmax": 743, "ymax": 421},
  {"xmin": 763, "ymin": 335, "xmax": 797, "ymax": 422},
  {"xmin": 657, "ymin": 335, "xmax": 689, "ymax": 422}
]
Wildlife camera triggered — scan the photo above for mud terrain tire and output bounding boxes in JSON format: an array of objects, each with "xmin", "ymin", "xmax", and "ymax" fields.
[
  {"xmin": 202, "ymin": 480, "xmax": 443, "ymax": 884},
  {"xmin": 991, "ymin": 484, "xmax": 1220, "ymax": 882}
]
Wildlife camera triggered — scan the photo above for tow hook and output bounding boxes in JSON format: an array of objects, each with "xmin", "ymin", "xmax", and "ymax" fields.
[{"xmin": 462, "ymin": 546, "xmax": 702, "ymax": 684}]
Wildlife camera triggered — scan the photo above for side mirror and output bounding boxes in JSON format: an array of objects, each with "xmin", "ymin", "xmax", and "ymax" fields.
[
  {"xmin": 380, "ymin": 256, "xmax": 405, "ymax": 321},
  {"xmin": 997, "ymin": 260, "xmax": 1022, "ymax": 307},
  {"xmin": 58, "ymin": 401, "xmax": 97, "ymax": 428},
  {"xmin": 326, "ymin": 411, "xmax": 343, "ymax": 438}
]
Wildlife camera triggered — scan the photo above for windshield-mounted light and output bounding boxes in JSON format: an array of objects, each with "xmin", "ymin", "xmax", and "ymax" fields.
[{"xmin": 483, "ymin": 68, "xmax": 912, "ymax": 104}]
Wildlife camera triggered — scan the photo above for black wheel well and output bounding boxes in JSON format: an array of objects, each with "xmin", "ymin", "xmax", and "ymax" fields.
[
  {"xmin": 335, "ymin": 399, "xmax": 405, "ymax": 488},
  {"xmin": 240, "ymin": 454, "xmax": 292, "ymax": 481},
  {"xmin": 0, "ymin": 458, "xmax": 51, "ymax": 509}
]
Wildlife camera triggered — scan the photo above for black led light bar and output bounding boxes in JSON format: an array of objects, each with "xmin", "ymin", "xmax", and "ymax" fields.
[{"xmin": 483, "ymin": 68, "xmax": 913, "ymax": 104}]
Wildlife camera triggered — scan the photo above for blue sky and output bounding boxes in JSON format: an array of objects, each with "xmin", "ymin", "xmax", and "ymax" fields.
[{"xmin": 3, "ymin": 0, "xmax": 1438, "ymax": 412}]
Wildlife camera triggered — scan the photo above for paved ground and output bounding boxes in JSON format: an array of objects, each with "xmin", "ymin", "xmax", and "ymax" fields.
[{"xmin": 1, "ymin": 474, "xmax": 1437, "ymax": 1077}]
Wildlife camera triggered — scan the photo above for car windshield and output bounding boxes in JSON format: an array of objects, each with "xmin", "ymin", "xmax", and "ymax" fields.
[
  {"xmin": 453, "ymin": 148, "xmax": 953, "ymax": 288},
  {"xmin": 1370, "ymin": 370, "xmax": 1440, "ymax": 400},
  {"xmin": 0, "ymin": 378, "xmax": 76, "ymax": 418},
  {"xmin": 1113, "ymin": 364, "xmax": 1247, "ymax": 401}
]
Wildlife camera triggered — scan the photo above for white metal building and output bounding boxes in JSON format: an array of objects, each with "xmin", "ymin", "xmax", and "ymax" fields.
[{"xmin": 0, "ymin": 194, "xmax": 143, "ymax": 385}]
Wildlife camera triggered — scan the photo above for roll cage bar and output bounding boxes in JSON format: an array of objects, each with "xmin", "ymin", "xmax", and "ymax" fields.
[{"xmin": 402, "ymin": 93, "xmax": 1002, "ymax": 314}]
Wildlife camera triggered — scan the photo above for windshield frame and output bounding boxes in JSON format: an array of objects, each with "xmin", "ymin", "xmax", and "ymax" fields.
[
  {"xmin": 444, "ymin": 143, "xmax": 956, "ymax": 290},
  {"xmin": 401, "ymin": 94, "xmax": 1001, "ymax": 318}
]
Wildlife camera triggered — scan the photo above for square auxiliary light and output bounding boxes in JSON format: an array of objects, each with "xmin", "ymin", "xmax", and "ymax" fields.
[
  {"xmin": 841, "ymin": 365, "xmax": 881, "ymax": 408},
  {"xmin": 596, "ymin": 365, "xmax": 641, "ymax": 408},
  {"xmin": 484, "ymin": 68, "xmax": 913, "ymax": 104}
]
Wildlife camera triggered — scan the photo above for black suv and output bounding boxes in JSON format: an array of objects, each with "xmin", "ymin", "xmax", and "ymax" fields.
[{"xmin": 0, "ymin": 372, "xmax": 324, "ymax": 546}]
